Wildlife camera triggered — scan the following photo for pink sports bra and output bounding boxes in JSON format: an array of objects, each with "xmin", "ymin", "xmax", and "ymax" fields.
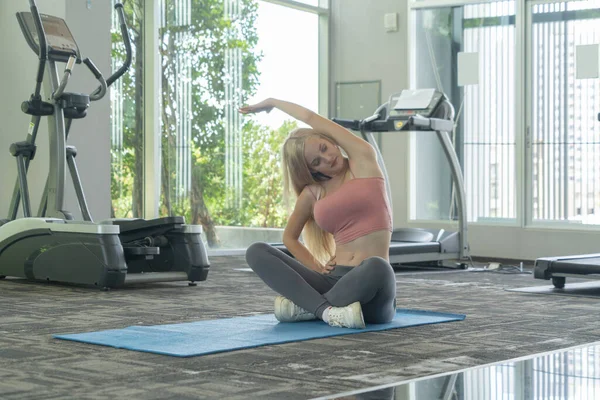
[{"xmin": 310, "ymin": 177, "xmax": 392, "ymax": 244}]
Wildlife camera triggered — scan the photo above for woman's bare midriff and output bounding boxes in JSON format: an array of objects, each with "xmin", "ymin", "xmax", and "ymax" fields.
[{"xmin": 333, "ymin": 229, "xmax": 391, "ymax": 266}]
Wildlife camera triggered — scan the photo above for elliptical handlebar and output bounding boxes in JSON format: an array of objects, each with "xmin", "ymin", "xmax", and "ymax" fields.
[
  {"xmin": 28, "ymin": 0, "xmax": 48, "ymax": 98},
  {"xmin": 53, "ymin": 56, "xmax": 77, "ymax": 100},
  {"xmin": 85, "ymin": 58, "xmax": 108, "ymax": 101},
  {"xmin": 105, "ymin": 3, "xmax": 132, "ymax": 88},
  {"xmin": 87, "ymin": 2, "xmax": 131, "ymax": 98}
]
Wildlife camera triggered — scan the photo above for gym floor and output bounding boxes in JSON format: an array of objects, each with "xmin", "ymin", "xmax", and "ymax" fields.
[{"xmin": 1, "ymin": 256, "xmax": 599, "ymax": 400}]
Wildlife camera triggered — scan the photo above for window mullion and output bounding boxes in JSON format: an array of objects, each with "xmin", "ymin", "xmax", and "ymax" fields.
[
  {"xmin": 518, "ymin": 0, "xmax": 528, "ymax": 228},
  {"xmin": 144, "ymin": 0, "xmax": 161, "ymax": 219},
  {"xmin": 319, "ymin": 0, "xmax": 329, "ymax": 117}
]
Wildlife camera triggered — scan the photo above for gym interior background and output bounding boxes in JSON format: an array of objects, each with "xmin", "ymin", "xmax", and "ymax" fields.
[{"xmin": 2, "ymin": 0, "xmax": 600, "ymax": 399}]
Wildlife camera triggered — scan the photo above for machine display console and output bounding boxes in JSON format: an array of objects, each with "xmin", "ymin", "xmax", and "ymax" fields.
[
  {"xmin": 16, "ymin": 12, "xmax": 80, "ymax": 63},
  {"xmin": 332, "ymin": 89, "xmax": 451, "ymax": 133},
  {"xmin": 362, "ymin": 89, "xmax": 449, "ymax": 132},
  {"xmin": 387, "ymin": 90, "xmax": 444, "ymax": 119}
]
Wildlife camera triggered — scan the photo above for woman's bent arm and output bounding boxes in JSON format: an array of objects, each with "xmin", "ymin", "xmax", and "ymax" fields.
[{"xmin": 282, "ymin": 188, "xmax": 324, "ymax": 272}]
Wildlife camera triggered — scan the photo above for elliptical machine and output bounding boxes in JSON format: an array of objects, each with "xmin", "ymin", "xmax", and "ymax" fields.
[{"xmin": 0, "ymin": 0, "xmax": 210, "ymax": 289}]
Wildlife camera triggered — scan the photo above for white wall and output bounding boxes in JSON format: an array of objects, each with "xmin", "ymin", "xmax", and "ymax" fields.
[
  {"xmin": 329, "ymin": 0, "xmax": 600, "ymax": 261},
  {"xmin": 329, "ymin": 0, "xmax": 411, "ymax": 227},
  {"xmin": 64, "ymin": 0, "xmax": 112, "ymax": 221},
  {"xmin": 0, "ymin": 0, "xmax": 111, "ymax": 221}
]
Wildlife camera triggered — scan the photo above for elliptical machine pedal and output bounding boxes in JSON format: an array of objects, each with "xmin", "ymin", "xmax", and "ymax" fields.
[{"xmin": 102, "ymin": 217, "xmax": 210, "ymax": 283}]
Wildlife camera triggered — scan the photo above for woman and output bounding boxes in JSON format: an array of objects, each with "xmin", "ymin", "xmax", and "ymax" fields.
[{"xmin": 240, "ymin": 98, "xmax": 396, "ymax": 329}]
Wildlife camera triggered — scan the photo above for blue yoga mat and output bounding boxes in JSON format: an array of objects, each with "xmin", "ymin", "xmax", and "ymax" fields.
[{"xmin": 54, "ymin": 309, "xmax": 465, "ymax": 357}]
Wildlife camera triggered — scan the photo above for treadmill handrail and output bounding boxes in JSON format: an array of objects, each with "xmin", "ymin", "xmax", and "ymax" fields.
[
  {"xmin": 434, "ymin": 121, "xmax": 468, "ymax": 258},
  {"xmin": 410, "ymin": 115, "xmax": 455, "ymax": 133},
  {"xmin": 408, "ymin": 111, "xmax": 468, "ymax": 259},
  {"xmin": 355, "ymin": 94, "xmax": 469, "ymax": 260}
]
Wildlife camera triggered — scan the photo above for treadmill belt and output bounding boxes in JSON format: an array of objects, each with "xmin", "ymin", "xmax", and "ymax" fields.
[{"xmin": 389, "ymin": 242, "xmax": 440, "ymax": 255}]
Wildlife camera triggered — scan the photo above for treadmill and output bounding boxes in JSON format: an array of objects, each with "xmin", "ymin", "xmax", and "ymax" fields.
[
  {"xmin": 0, "ymin": 1, "xmax": 209, "ymax": 289},
  {"xmin": 275, "ymin": 89, "xmax": 470, "ymax": 268},
  {"xmin": 534, "ymin": 255, "xmax": 600, "ymax": 289}
]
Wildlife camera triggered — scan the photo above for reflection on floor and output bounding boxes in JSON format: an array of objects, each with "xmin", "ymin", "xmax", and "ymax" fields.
[
  {"xmin": 1, "ymin": 256, "xmax": 600, "ymax": 399},
  {"xmin": 322, "ymin": 342, "xmax": 600, "ymax": 400}
]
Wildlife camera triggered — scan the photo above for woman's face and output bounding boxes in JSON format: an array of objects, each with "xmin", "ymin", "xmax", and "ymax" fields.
[{"xmin": 303, "ymin": 136, "xmax": 344, "ymax": 178}]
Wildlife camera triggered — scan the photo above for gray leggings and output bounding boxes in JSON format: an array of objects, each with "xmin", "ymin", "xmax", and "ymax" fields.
[{"xmin": 245, "ymin": 242, "xmax": 397, "ymax": 324}]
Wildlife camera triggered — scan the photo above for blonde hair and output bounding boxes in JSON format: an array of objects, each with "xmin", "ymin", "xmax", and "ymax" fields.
[{"xmin": 282, "ymin": 128, "xmax": 336, "ymax": 264}]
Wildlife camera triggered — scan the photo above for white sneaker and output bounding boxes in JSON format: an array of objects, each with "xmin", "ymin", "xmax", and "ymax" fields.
[
  {"xmin": 326, "ymin": 301, "xmax": 366, "ymax": 329},
  {"xmin": 274, "ymin": 296, "xmax": 317, "ymax": 322}
]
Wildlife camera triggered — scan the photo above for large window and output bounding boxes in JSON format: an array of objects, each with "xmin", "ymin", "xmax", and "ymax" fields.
[
  {"xmin": 411, "ymin": 1, "xmax": 517, "ymax": 223},
  {"xmin": 157, "ymin": 0, "xmax": 321, "ymax": 249},
  {"xmin": 111, "ymin": 0, "xmax": 328, "ymax": 248},
  {"xmin": 411, "ymin": 0, "xmax": 600, "ymax": 231},
  {"xmin": 529, "ymin": 1, "xmax": 600, "ymax": 225},
  {"xmin": 110, "ymin": 0, "xmax": 324, "ymax": 249}
]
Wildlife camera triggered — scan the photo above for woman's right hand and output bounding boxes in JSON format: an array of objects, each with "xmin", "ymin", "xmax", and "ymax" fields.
[
  {"xmin": 320, "ymin": 255, "xmax": 336, "ymax": 274},
  {"xmin": 238, "ymin": 98, "xmax": 275, "ymax": 114}
]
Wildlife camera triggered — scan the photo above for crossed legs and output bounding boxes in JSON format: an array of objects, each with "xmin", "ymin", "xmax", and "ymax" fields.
[{"xmin": 245, "ymin": 242, "xmax": 397, "ymax": 323}]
